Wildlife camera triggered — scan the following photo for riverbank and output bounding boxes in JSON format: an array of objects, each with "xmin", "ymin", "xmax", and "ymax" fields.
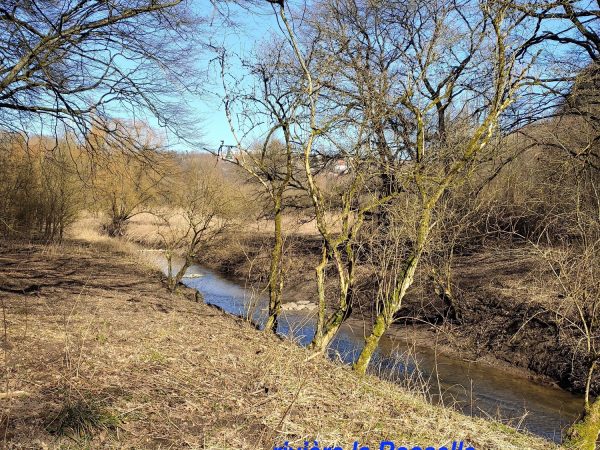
[
  {"xmin": 0, "ymin": 238, "xmax": 557, "ymax": 449},
  {"xmin": 157, "ymin": 222, "xmax": 592, "ymax": 396}
]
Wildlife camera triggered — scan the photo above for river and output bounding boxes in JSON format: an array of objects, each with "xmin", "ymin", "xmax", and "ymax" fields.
[{"xmin": 149, "ymin": 253, "xmax": 583, "ymax": 443}]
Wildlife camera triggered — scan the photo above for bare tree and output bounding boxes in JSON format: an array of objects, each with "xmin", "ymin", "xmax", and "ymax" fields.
[
  {"xmin": 218, "ymin": 43, "xmax": 303, "ymax": 332},
  {"xmin": 344, "ymin": 0, "xmax": 540, "ymax": 374},
  {"xmin": 155, "ymin": 157, "xmax": 241, "ymax": 291},
  {"xmin": 257, "ymin": 2, "xmax": 393, "ymax": 352},
  {"xmin": 88, "ymin": 121, "xmax": 169, "ymax": 237},
  {"xmin": 512, "ymin": 0, "xmax": 600, "ymax": 62},
  {"xmin": 525, "ymin": 164, "xmax": 600, "ymax": 449},
  {"xmin": 544, "ymin": 240, "xmax": 600, "ymax": 450},
  {"xmin": 0, "ymin": 0, "xmax": 204, "ymax": 141},
  {"xmin": 508, "ymin": 1, "xmax": 600, "ymax": 172},
  {"xmin": 267, "ymin": 0, "xmax": 542, "ymax": 372},
  {"xmin": 0, "ymin": 131, "xmax": 87, "ymax": 240}
]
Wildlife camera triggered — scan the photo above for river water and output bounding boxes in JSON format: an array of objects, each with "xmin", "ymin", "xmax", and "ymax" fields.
[{"xmin": 149, "ymin": 253, "xmax": 583, "ymax": 443}]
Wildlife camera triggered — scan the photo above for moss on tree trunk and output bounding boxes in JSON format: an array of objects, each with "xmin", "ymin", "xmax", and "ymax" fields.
[
  {"xmin": 565, "ymin": 397, "xmax": 600, "ymax": 450},
  {"xmin": 264, "ymin": 201, "xmax": 284, "ymax": 333}
]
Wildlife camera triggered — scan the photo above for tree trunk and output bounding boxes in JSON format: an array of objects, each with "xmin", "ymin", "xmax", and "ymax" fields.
[
  {"xmin": 264, "ymin": 200, "xmax": 284, "ymax": 333},
  {"xmin": 353, "ymin": 254, "xmax": 419, "ymax": 375},
  {"xmin": 353, "ymin": 311, "xmax": 389, "ymax": 374},
  {"xmin": 167, "ymin": 256, "xmax": 192, "ymax": 292},
  {"xmin": 310, "ymin": 248, "xmax": 354, "ymax": 353},
  {"xmin": 314, "ymin": 300, "xmax": 351, "ymax": 351},
  {"xmin": 565, "ymin": 361, "xmax": 600, "ymax": 450},
  {"xmin": 431, "ymin": 267, "xmax": 461, "ymax": 323},
  {"xmin": 107, "ymin": 216, "xmax": 127, "ymax": 237},
  {"xmin": 565, "ymin": 398, "xmax": 600, "ymax": 449},
  {"xmin": 354, "ymin": 207, "xmax": 432, "ymax": 374},
  {"xmin": 309, "ymin": 243, "xmax": 329, "ymax": 350}
]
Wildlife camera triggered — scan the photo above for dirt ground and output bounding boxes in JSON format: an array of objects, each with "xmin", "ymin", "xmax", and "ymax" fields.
[{"xmin": 0, "ymin": 238, "xmax": 554, "ymax": 449}]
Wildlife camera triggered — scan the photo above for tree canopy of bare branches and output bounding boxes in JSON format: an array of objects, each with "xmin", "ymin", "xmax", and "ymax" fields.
[{"xmin": 0, "ymin": 0, "xmax": 200, "ymax": 140}]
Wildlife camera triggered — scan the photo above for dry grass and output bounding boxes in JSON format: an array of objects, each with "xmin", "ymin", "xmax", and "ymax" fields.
[
  {"xmin": 0, "ymin": 235, "xmax": 559, "ymax": 449},
  {"xmin": 70, "ymin": 213, "xmax": 149, "ymax": 260},
  {"xmin": 123, "ymin": 211, "xmax": 341, "ymax": 243}
]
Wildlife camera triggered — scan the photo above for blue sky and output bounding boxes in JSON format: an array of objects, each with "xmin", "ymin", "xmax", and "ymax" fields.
[{"xmin": 186, "ymin": 1, "xmax": 286, "ymax": 153}]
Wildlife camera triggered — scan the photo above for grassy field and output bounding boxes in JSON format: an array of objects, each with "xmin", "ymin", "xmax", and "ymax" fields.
[{"xmin": 0, "ymin": 228, "xmax": 560, "ymax": 449}]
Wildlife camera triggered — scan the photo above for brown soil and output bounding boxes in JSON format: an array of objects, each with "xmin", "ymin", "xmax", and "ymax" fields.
[{"xmin": 0, "ymin": 239, "xmax": 554, "ymax": 449}]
